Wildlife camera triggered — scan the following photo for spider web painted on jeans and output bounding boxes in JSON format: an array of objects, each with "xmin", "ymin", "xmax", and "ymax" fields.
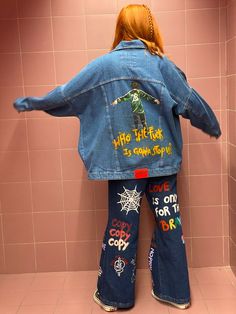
[{"xmin": 117, "ymin": 186, "xmax": 142, "ymax": 215}]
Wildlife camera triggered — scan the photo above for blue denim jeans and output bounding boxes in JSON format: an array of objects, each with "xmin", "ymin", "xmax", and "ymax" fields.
[{"xmin": 97, "ymin": 174, "xmax": 191, "ymax": 308}]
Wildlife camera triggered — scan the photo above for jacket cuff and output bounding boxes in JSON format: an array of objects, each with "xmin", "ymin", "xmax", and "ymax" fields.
[{"xmin": 13, "ymin": 97, "xmax": 34, "ymax": 112}]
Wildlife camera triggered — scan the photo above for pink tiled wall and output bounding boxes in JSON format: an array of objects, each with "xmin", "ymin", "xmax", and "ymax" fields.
[
  {"xmin": 0, "ymin": 0, "xmax": 232, "ymax": 273},
  {"xmin": 227, "ymin": 0, "xmax": 236, "ymax": 276}
]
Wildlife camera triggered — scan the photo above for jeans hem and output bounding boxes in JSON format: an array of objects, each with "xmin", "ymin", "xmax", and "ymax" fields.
[
  {"xmin": 153, "ymin": 290, "xmax": 190, "ymax": 304},
  {"xmin": 98, "ymin": 291, "xmax": 134, "ymax": 309}
]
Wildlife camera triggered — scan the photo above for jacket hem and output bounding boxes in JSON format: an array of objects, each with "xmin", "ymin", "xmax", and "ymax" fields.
[{"xmin": 87, "ymin": 166, "xmax": 180, "ymax": 180}]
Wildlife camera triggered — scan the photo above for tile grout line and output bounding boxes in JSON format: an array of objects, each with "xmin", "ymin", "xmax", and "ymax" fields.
[
  {"xmin": 15, "ymin": 4, "xmax": 38, "ymax": 312},
  {"xmin": 49, "ymin": 0, "xmax": 68, "ymax": 277},
  {"xmin": 15, "ymin": 0, "xmax": 38, "ymax": 275},
  {"xmin": 0, "ymin": 7, "xmax": 230, "ymax": 21},
  {"xmin": 83, "ymin": 4, "xmax": 101, "ymax": 275},
  {"xmin": 184, "ymin": 0, "xmax": 193, "ymax": 268},
  {"xmin": 0, "ymin": 42, "xmax": 234, "ymax": 55},
  {"xmin": 0, "ymin": 42, "xmax": 231, "ymax": 55},
  {"xmin": 219, "ymin": 0, "xmax": 225, "ymax": 267}
]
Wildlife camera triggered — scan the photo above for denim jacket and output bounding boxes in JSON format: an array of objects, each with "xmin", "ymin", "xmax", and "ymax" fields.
[{"xmin": 13, "ymin": 40, "xmax": 221, "ymax": 180}]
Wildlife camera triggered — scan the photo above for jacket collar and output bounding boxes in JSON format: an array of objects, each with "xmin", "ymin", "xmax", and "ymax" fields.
[{"xmin": 111, "ymin": 39, "xmax": 146, "ymax": 52}]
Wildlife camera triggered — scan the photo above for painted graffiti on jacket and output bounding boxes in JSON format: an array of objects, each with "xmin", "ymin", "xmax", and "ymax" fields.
[
  {"xmin": 111, "ymin": 82, "xmax": 172, "ymax": 159},
  {"xmin": 112, "ymin": 126, "xmax": 164, "ymax": 149},
  {"xmin": 112, "ymin": 126, "xmax": 172, "ymax": 158},
  {"xmin": 112, "ymin": 81, "xmax": 160, "ymax": 129}
]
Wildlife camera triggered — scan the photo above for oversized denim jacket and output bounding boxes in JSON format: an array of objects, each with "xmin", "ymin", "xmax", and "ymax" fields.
[{"xmin": 14, "ymin": 40, "xmax": 221, "ymax": 180}]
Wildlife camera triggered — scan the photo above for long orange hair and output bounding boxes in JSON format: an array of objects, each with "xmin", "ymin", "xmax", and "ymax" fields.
[{"xmin": 111, "ymin": 4, "xmax": 164, "ymax": 57}]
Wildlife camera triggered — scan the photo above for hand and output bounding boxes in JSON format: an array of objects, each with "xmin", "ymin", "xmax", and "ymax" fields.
[
  {"xmin": 112, "ymin": 100, "xmax": 118, "ymax": 106},
  {"xmin": 13, "ymin": 102, "xmax": 24, "ymax": 113},
  {"xmin": 13, "ymin": 98, "xmax": 33, "ymax": 112},
  {"xmin": 154, "ymin": 99, "xmax": 160, "ymax": 104}
]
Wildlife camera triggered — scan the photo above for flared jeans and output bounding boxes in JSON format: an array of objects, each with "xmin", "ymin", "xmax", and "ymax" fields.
[{"xmin": 97, "ymin": 174, "xmax": 191, "ymax": 308}]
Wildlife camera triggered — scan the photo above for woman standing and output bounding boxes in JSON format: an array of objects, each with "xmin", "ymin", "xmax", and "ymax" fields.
[{"xmin": 14, "ymin": 4, "xmax": 221, "ymax": 312}]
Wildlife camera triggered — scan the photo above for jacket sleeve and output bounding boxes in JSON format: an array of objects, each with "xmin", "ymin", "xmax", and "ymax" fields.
[
  {"xmin": 13, "ymin": 57, "xmax": 102, "ymax": 117},
  {"xmin": 13, "ymin": 85, "xmax": 75, "ymax": 117},
  {"xmin": 161, "ymin": 56, "xmax": 221, "ymax": 138}
]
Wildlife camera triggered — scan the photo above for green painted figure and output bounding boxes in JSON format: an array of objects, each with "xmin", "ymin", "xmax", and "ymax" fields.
[{"xmin": 112, "ymin": 82, "xmax": 160, "ymax": 129}]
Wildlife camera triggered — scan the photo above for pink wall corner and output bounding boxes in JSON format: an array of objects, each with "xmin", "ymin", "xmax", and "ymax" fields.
[{"xmin": 226, "ymin": 0, "xmax": 236, "ymax": 276}]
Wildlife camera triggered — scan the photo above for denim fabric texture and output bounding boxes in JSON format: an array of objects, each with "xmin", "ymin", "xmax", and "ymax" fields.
[
  {"xmin": 13, "ymin": 40, "xmax": 221, "ymax": 180},
  {"xmin": 97, "ymin": 174, "xmax": 190, "ymax": 308}
]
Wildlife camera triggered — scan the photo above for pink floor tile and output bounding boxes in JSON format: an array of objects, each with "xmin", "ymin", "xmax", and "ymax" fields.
[
  {"xmin": 58, "ymin": 287, "xmax": 95, "ymax": 305},
  {"xmin": 71, "ymin": 270, "xmax": 97, "ymax": 279},
  {"xmin": 190, "ymin": 284, "xmax": 204, "ymax": 301},
  {"xmin": 0, "ymin": 267, "xmax": 235, "ymax": 313},
  {"xmin": 64, "ymin": 271, "xmax": 97, "ymax": 290},
  {"xmin": 135, "ymin": 284, "xmax": 153, "ymax": 300},
  {"xmin": 0, "ymin": 289, "xmax": 26, "ymax": 306},
  {"xmin": 17, "ymin": 304, "xmax": 56, "ymax": 314},
  {"xmin": 130, "ymin": 296, "xmax": 170, "ymax": 313},
  {"xmin": 205, "ymin": 299, "xmax": 236, "ymax": 314},
  {"xmin": 21, "ymin": 290, "xmax": 62, "ymax": 306},
  {"xmin": 193, "ymin": 267, "xmax": 233, "ymax": 284},
  {"xmin": 64, "ymin": 276, "xmax": 96, "ymax": 291},
  {"xmin": 168, "ymin": 300, "xmax": 209, "ymax": 313},
  {"xmin": 55, "ymin": 302, "xmax": 92, "ymax": 314},
  {"xmin": 199, "ymin": 283, "xmax": 236, "ymax": 299},
  {"xmin": 0, "ymin": 273, "xmax": 35, "ymax": 290},
  {"xmin": 0, "ymin": 305, "xmax": 21, "ymax": 314},
  {"xmin": 225, "ymin": 267, "xmax": 236, "ymax": 285},
  {"xmin": 30, "ymin": 276, "xmax": 65, "ymax": 291},
  {"xmin": 34, "ymin": 271, "xmax": 68, "ymax": 279},
  {"xmin": 188, "ymin": 268, "xmax": 199, "ymax": 285}
]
